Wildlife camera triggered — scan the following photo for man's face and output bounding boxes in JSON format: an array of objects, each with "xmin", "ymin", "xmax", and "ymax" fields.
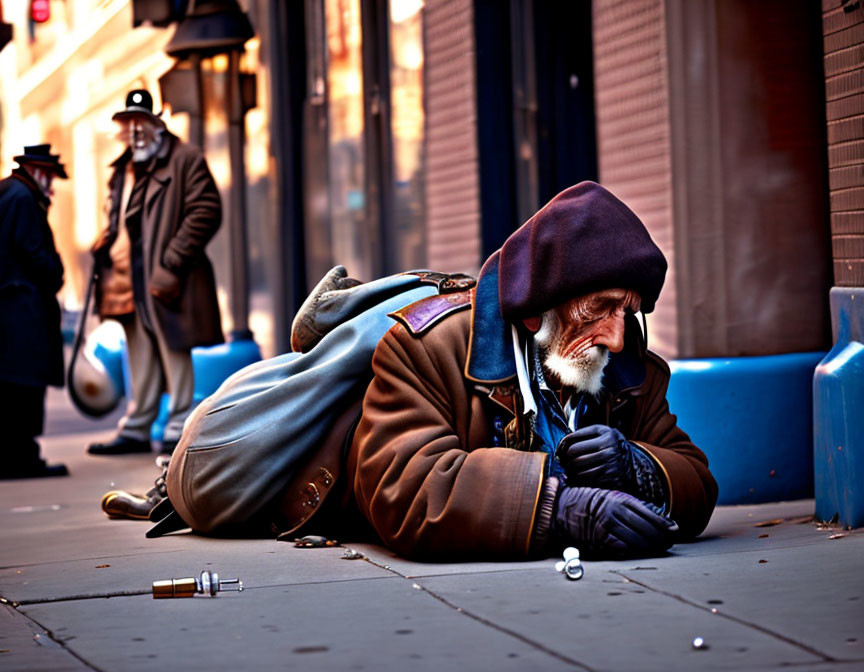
[
  {"xmin": 534, "ymin": 289, "xmax": 641, "ymax": 394},
  {"xmin": 119, "ymin": 115, "xmax": 162, "ymax": 162},
  {"xmin": 23, "ymin": 164, "xmax": 56, "ymax": 198}
]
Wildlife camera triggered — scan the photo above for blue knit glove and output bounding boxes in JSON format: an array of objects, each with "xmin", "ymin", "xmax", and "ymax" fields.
[
  {"xmin": 556, "ymin": 425, "xmax": 668, "ymax": 509},
  {"xmin": 552, "ymin": 485, "xmax": 678, "ymax": 557}
]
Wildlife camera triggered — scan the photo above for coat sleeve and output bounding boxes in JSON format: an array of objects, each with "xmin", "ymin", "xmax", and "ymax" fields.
[
  {"xmin": 630, "ymin": 354, "xmax": 718, "ymax": 538},
  {"xmin": 351, "ymin": 322, "xmax": 547, "ymax": 560},
  {"xmin": 162, "ymin": 148, "xmax": 222, "ymax": 271},
  {"xmin": 10, "ymin": 191, "xmax": 64, "ymax": 293}
]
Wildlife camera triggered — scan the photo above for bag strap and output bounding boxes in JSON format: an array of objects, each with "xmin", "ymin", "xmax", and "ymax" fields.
[
  {"xmin": 404, "ymin": 270, "xmax": 476, "ymax": 294},
  {"xmin": 66, "ymin": 262, "xmax": 107, "ymax": 417}
]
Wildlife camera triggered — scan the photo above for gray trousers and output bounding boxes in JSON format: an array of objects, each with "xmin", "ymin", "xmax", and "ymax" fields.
[{"xmin": 118, "ymin": 311, "xmax": 194, "ymax": 444}]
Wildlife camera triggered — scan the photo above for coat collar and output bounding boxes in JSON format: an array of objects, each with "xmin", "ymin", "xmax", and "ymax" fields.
[
  {"xmin": 110, "ymin": 147, "xmax": 132, "ymax": 168},
  {"xmin": 10, "ymin": 168, "xmax": 50, "ymax": 208},
  {"xmin": 465, "ymin": 251, "xmax": 517, "ymax": 383},
  {"xmin": 464, "ymin": 249, "xmax": 647, "ymax": 396}
]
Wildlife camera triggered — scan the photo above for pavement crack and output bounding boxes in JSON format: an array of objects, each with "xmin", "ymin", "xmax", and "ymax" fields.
[
  {"xmin": 6, "ymin": 603, "xmax": 107, "ymax": 672},
  {"xmin": 11, "ymin": 575, "xmax": 398, "ymax": 606},
  {"xmin": 357, "ymin": 554, "xmax": 594, "ymax": 670},
  {"xmin": 15, "ymin": 590, "xmax": 151, "ymax": 606},
  {"xmin": 614, "ymin": 571, "xmax": 839, "ymax": 663},
  {"xmin": 415, "ymin": 583, "xmax": 596, "ymax": 670}
]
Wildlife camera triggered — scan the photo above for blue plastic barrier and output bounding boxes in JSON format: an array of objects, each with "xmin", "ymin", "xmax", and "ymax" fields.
[
  {"xmin": 668, "ymin": 352, "xmax": 825, "ymax": 505},
  {"xmin": 150, "ymin": 338, "xmax": 262, "ymax": 441},
  {"xmin": 813, "ymin": 288, "xmax": 864, "ymax": 528}
]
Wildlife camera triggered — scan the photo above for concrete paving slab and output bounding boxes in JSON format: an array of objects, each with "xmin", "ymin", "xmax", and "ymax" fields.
[
  {"xmin": 0, "ymin": 542, "xmax": 392, "ymax": 605},
  {"xmin": 2, "ymin": 390, "xmax": 860, "ymax": 671},
  {"xmin": 20, "ymin": 577, "xmax": 577, "ymax": 672},
  {"xmin": 415, "ymin": 568, "xmax": 823, "ymax": 671},
  {"xmin": 0, "ymin": 604, "xmax": 90, "ymax": 672},
  {"xmin": 0, "ymin": 434, "xmax": 177, "ymax": 570},
  {"xmin": 676, "ymin": 500, "xmax": 838, "ymax": 558},
  {"xmin": 740, "ymin": 664, "xmax": 864, "ymax": 672},
  {"xmin": 42, "ymin": 387, "xmax": 126, "ymax": 438},
  {"xmin": 614, "ymin": 539, "xmax": 864, "ymax": 663},
  {"xmin": 348, "ymin": 542, "xmax": 553, "ymax": 578}
]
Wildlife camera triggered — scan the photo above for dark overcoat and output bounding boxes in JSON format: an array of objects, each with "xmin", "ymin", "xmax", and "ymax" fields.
[
  {"xmin": 99, "ymin": 132, "xmax": 223, "ymax": 350},
  {"xmin": 0, "ymin": 170, "xmax": 65, "ymax": 388}
]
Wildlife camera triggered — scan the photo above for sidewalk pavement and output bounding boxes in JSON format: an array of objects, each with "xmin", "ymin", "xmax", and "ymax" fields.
[{"xmin": 1, "ymin": 388, "xmax": 862, "ymax": 672}]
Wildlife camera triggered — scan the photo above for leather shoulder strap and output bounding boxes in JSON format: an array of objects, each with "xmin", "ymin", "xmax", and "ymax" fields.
[{"xmin": 389, "ymin": 290, "xmax": 472, "ymax": 337}]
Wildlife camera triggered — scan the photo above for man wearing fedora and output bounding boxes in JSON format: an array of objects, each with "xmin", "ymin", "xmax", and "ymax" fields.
[
  {"xmin": 88, "ymin": 89, "xmax": 223, "ymax": 456},
  {"xmin": 0, "ymin": 145, "xmax": 69, "ymax": 478}
]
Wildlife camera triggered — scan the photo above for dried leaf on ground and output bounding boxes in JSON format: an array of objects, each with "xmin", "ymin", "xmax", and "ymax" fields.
[{"xmin": 754, "ymin": 519, "xmax": 784, "ymax": 528}]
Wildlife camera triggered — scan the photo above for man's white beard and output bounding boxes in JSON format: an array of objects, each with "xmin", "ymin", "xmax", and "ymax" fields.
[
  {"xmin": 535, "ymin": 311, "xmax": 610, "ymax": 395},
  {"xmin": 130, "ymin": 126, "xmax": 163, "ymax": 163},
  {"xmin": 132, "ymin": 140, "xmax": 160, "ymax": 163},
  {"xmin": 541, "ymin": 346, "xmax": 609, "ymax": 395}
]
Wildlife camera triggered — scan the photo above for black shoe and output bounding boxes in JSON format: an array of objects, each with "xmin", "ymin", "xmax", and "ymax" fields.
[
  {"xmin": 0, "ymin": 461, "xmax": 69, "ymax": 479},
  {"xmin": 88, "ymin": 435, "xmax": 151, "ymax": 455}
]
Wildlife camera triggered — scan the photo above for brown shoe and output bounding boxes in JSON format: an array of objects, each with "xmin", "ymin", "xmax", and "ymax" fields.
[
  {"xmin": 101, "ymin": 490, "xmax": 156, "ymax": 519},
  {"xmin": 100, "ymin": 462, "xmax": 168, "ymax": 519}
]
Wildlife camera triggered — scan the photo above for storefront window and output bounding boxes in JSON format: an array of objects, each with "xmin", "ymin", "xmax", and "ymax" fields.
[
  {"xmin": 389, "ymin": 0, "xmax": 426, "ymax": 271},
  {"xmin": 325, "ymin": 0, "xmax": 372, "ymax": 280}
]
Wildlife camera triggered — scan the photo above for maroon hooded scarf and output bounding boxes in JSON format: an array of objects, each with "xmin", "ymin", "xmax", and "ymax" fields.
[{"xmin": 498, "ymin": 181, "xmax": 668, "ymax": 320}]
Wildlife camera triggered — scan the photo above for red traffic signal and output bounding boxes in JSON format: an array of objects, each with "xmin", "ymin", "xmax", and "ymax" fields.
[{"xmin": 31, "ymin": 0, "xmax": 50, "ymax": 23}]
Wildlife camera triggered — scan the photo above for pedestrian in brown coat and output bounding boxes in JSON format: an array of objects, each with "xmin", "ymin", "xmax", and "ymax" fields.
[
  {"xmin": 349, "ymin": 182, "xmax": 718, "ymax": 560},
  {"xmin": 89, "ymin": 90, "xmax": 223, "ymax": 456}
]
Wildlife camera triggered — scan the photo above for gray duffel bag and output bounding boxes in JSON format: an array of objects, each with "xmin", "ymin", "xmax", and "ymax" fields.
[{"xmin": 149, "ymin": 268, "xmax": 474, "ymax": 537}]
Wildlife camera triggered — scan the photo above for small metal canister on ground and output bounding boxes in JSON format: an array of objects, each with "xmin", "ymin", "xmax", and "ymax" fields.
[
  {"xmin": 555, "ymin": 547, "xmax": 584, "ymax": 580},
  {"xmin": 152, "ymin": 570, "xmax": 243, "ymax": 598}
]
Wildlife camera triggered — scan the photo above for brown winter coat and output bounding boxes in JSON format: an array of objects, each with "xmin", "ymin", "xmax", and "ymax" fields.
[
  {"xmin": 349, "ymin": 291, "xmax": 717, "ymax": 560},
  {"xmin": 97, "ymin": 133, "xmax": 223, "ymax": 350}
]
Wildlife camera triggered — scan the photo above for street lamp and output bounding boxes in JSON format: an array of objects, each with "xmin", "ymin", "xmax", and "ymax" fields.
[{"xmin": 162, "ymin": 0, "xmax": 256, "ymax": 341}]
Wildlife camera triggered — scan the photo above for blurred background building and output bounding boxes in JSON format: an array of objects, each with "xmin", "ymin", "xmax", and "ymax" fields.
[
  {"xmin": 0, "ymin": 0, "xmax": 861, "ymax": 514},
  {"xmin": 1, "ymin": 0, "xmax": 853, "ymax": 360}
]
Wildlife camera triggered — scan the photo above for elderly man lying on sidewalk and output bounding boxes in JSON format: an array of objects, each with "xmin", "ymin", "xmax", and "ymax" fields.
[
  {"xmin": 119, "ymin": 181, "xmax": 716, "ymax": 562},
  {"xmin": 347, "ymin": 182, "xmax": 717, "ymax": 560}
]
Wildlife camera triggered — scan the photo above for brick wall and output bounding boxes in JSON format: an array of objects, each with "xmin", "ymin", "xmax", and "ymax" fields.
[
  {"xmin": 595, "ymin": 0, "xmax": 831, "ymax": 358},
  {"xmin": 823, "ymin": 0, "xmax": 864, "ymax": 286},
  {"xmin": 592, "ymin": 0, "xmax": 677, "ymax": 358},
  {"xmin": 423, "ymin": 0, "xmax": 482, "ymax": 275}
]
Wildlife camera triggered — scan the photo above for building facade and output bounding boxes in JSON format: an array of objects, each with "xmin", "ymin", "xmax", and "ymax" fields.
[{"xmin": 1, "ymin": 0, "xmax": 858, "ymax": 364}]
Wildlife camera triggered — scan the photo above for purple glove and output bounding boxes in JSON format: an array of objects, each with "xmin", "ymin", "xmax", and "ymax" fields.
[
  {"xmin": 556, "ymin": 424, "xmax": 667, "ymax": 507},
  {"xmin": 551, "ymin": 485, "xmax": 678, "ymax": 557}
]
